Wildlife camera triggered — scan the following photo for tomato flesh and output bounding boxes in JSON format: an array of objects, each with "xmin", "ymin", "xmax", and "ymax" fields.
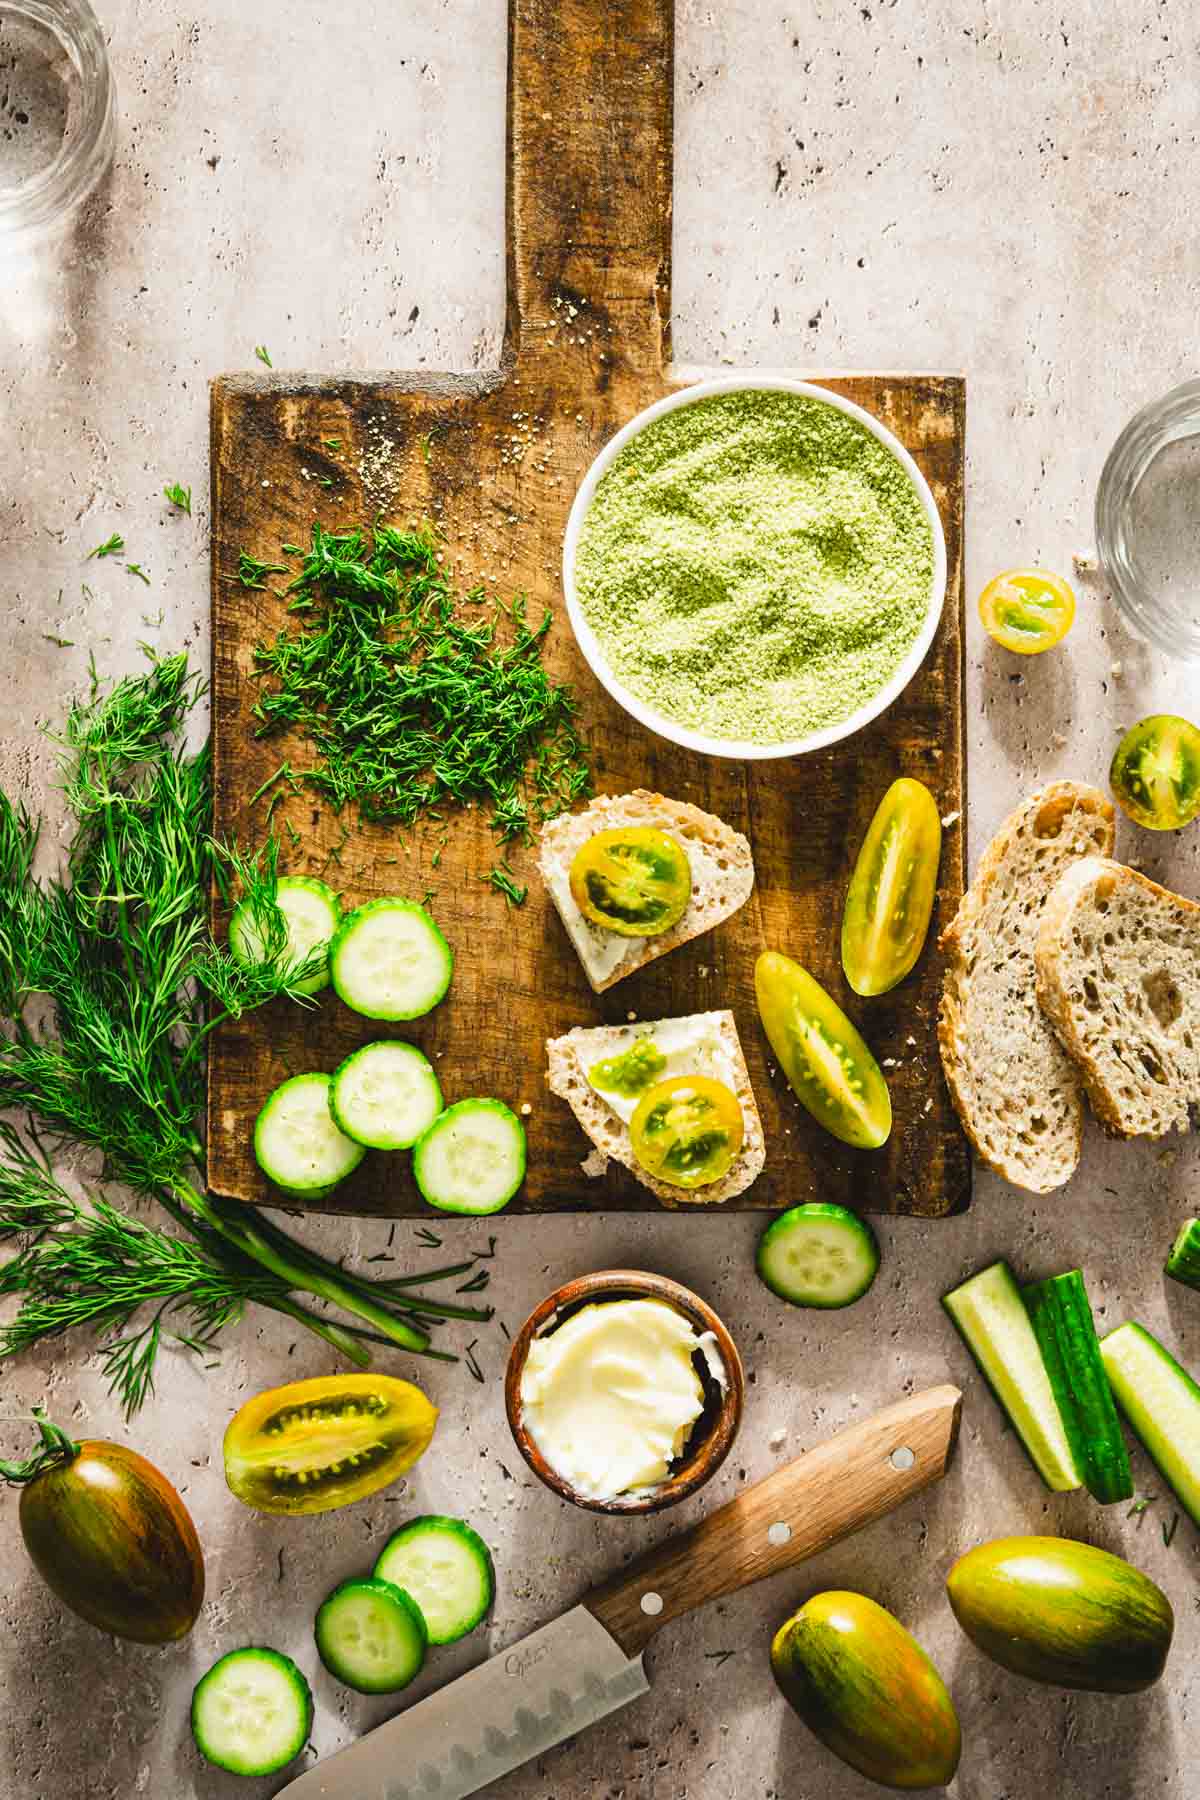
[
  {"xmin": 979, "ymin": 568, "xmax": 1075, "ymax": 654},
  {"xmin": 224, "ymin": 1374, "xmax": 438, "ymax": 1516},
  {"xmin": 842, "ymin": 777, "xmax": 942, "ymax": 996},
  {"xmin": 569, "ymin": 826, "xmax": 692, "ymax": 936},
  {"xmin": 755, "ymin": 951, "xmax": 891, "ymax": 1149},
  {"xmin": 630, "ymin": 1073, "xmax": 744, "ymax": 1188},
  {"xmin": 1110, "ymin": 715, "xmax": 1200, "ymax": 831}
]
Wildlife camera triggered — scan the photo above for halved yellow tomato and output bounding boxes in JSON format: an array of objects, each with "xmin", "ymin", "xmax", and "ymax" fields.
[
  {"xmin": 224, "ymin": 1374, "xmax": 438, "ymax": 1516},
  {"xmin": 755, "ymin": 951, "xmax": 891, "ymax": 1149},
  {"xmin": 1110, "ymin": 715, "xmax": 1200, "ymax": 831},
  {"xmin": 630, "ymin": 1074, "xmax": 744, "ymax": 1188},
  {"xmin": 979, "ymin": 568, "xmax": 1075, "ymax": 654},
  {"xmin": 842, "ymin": 777, "xmax": 942, "ymax": 996},
  {"xmin": 569, "ymin": 826, "xmax": 692, "ymax": 936}
]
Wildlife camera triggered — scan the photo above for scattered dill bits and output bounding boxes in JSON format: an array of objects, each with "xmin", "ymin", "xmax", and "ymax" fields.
[
  {"xmin": 1127, "ymin": 1494, "xmax": 1156, "ymax": 1521},
  {"xmin": 1163, "ymin": 1512, "xmax": 1180, "ymax": 1548},
  {"xmin": 415, "ymin": 1226, "xmax": 443, "ymax": 1249},
  {"xmin": 457, "ymin": 1268, "xmax": 490, "ymax": 1295},
  {"xmin": 238, "ymin": 550, "xmax": 288, "ymax": 590},
  {"xmin": 488, "ymin": 863, "xmax": 528, "ymax": 908},
  {"xmin": 248, "ymin": 523, "xmax": 592, "ymax": 849},
  {"xmin": 142, "ymin": 608, "xmax": 165, "ymax": 628},
  {"xmin": 163, "ymin": 482, "xmax": 192, "ymax": 515},
  {"xmin": 126, "ymin": 563, "xmax": 151, "ymax": 586},
  {"xmin": 472, "ymin": 1236, "xmax": 498, "ymax": 1261},
  {"xmin": 705, "ymin": 1651, "xmax": 736, "ymax": 1667},
  {"xmin": 322, "ymin": 437, "xmax": 342, "ymax": 452},
  {"xmin": 87, "ymin": 533, "xmax": 124, "ymax": 560},
  {"xmin": 42, "ymin": 634, "xmax": 74, "ymax": 649},
  {"xmin": 464, "ymin": 1339, "xmax": 485, "ymax": 1383},
  {"xmin": 254, "ymin": 344, "xmax": 273, "ymax": 367}
]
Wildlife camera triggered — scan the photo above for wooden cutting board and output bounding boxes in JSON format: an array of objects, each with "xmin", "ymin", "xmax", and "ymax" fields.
[{"xmin": 208, "ymin": 0, "xmax": 969, "ymax": 1218}]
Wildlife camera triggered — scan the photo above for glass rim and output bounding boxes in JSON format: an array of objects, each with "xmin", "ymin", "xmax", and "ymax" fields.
[{"xmin": 0, "ymin": 0, "xmax": 115, "ymax": 238}]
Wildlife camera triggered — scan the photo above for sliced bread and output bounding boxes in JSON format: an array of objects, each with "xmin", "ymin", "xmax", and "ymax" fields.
[
  {"xmin": 1036, "ymin": 857, "xmax": 1200, "ymax": 1139},
  {"xmin": 538, "ymin": 790, "xmax": 754, "ymax": 993},
  {"xmin": 938, "ymin": 782, "xmax": 1115, "ymax": 1192},
  {"xmin": 545, "ymin": 1009, "xmax": 765, "ymax": 1206}
]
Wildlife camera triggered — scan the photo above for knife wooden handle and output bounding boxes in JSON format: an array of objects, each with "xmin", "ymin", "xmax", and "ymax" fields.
[{"xmin": 584, "ymin": 1384, "xmax": 961, "ymax": 1657}]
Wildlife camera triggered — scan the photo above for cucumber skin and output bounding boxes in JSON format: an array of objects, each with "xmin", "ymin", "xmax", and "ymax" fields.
[
  {"xmin": 1101, "ymin": 1322, "xmax": 1200, "ymax": 1530},
  {"xmin": 1165, "ymin": 1219, "xmax": 1200, "ymax": 1290},
  {"xmin": 191, "ymin": 1647, "xmax": 313, "ymax": 1776},
  {"xmin": 947, "ymin": 1536, "xmax": 1173, "ymax": 1693},
  {"xmin": 374, "ymin": 1515, "xmax": 496, "ymax": 1645},
  {"xmin": 756, "ymin": 1204, "xmax": 880, "ymax": 1310},
  {"xmin": 1022, "ymin": 1272, "xmax": 1133, "ymax": 1505},
  {"xmin": 942, "ymin": 1263, "xmax": 1081, "ymax": 1494},
  {"xmin": 315, "ymin": 1577, "xmax": 428, "ymax": 1694}
]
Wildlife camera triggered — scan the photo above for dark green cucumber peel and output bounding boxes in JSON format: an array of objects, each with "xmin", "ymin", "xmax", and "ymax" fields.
[
  {"xmin": 1022, "ymin": 1271, "xmax": 1133, "ymax": 1506},
  {"xmin": 1165, "ymin": 1219, "xmax": 1200, "ymax": 1290}
]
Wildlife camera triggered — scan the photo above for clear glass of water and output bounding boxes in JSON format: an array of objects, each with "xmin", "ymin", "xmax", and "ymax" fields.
[
  {"xmin": 0, "ymin": 0, "xmax": 115, "ymax": 241},
  {"xmin": 1096, "ymin": 379, "xmax": 1200, "ymax": 662}
]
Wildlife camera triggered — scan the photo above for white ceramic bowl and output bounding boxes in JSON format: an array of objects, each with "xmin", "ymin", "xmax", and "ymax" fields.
[{"xmin": 562, "ymin": 375, "xmax": 948, "ymax": 760}]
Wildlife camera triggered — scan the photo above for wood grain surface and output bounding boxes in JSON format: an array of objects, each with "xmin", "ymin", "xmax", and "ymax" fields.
[
  {"xmin": 207, "ymin": 0, "xmax": 969, "ymax": 1217},
  {"xmin": 585, "ymin": 1384, "xmax": 963, "ymax": 1658}
]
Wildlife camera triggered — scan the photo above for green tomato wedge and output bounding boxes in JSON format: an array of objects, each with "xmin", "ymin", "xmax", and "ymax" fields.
[
  {"xmin": 755, "ymin": 951, "xmax": 891, "ymax": 1149},
  {"xmin": 842, "ymin": 778, "xmax": 942, "ymax": 997},
  {"xmin": 1110, "ymin": 714, "xmax": 1200, "ymax": 831}
]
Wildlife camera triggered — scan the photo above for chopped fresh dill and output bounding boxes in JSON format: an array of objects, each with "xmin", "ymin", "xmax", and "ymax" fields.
[
  {"xmin": 415, "ymin": 1226, "xmax": 443, "ymax": 1248},
  {"xmin": 1163, "ymin": 1512, "xmax": 1180, "ymax": 1548},
  {"xmin": 456, "ymin": 1267, "xmax": 490, "ymax": 1294},
  {"xmin": 43, "ymin": 634, "xmax": 74, "ymax": 649},
  {"xmin": 163, "ymin": 482, "xmax": 192, "ymax": 515},
  {"xmin": 238, "ymin": 550, "xmax": 288, "ymax": 590},
  {"xmin": 142, "ymin": 608, "xmax": 165, "ymax": 628},
  {"xmin": 248, "ymin": 523, "xmax": 591, "ymax": 850},
  {"xmin": 322, "ymin": 437, "xmax": 342, "ymax": 451},
  {"xmin": 126, "ymin": 563, "xmax": 151, "ymax": 586},
  {"xmin": 488, "ymin": 863, "xmax": 528, "ymax": 908},
  {"xmin": 87, "ymin": 533, "xmax": 124, "ymax": 560},
  {"xmin": 254, "ymin": 344, "xmax": 273, "ymax": 367},
  {"xmin": 464, "ymin": 1339, "xmax": 485, "ymax": 1383},
  {"xmin": 1127, "ymin": 1494, "xmax": 1156, "ymax": 1521}
]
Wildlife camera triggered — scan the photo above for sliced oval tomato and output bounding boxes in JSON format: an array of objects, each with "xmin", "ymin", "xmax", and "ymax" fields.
[
  {"xmin": 224, "ymin": 1374, "xmax": 438, "ymax": 1517},
  {"xmin": 842, "ymin": 777, "xmax": 942, "ymax": 996},
  {"xmin": 568, "ymin": 826, "xmax": 692, "ymax": 936},
  {"xmin": 1110, "ymin": 715, "xmax": 1200, "ymax": 831},
  {"xmin": 755, "ymin": 951, "xmax": 891, "ymax": 1150},
  {"xmin": 629, "ymin": 1073, "xmax": 744, "ymax": 1188},
  {"xmin": 979, "ymin": 568, "xmax": 1075, "ymax": 654}
]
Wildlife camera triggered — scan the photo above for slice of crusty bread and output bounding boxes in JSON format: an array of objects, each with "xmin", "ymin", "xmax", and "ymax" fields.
[
  {"xmin": 545, "ymin": 1009, "xmax": 765, "ymax": 1207},
  {"xmin": 938, "ymin": 782, "xmax": 1115, "ymax": 1192},
  {"xmin": 538, "ymin": 790, "xmax": 754, "ymax": 993},
  {"xmin": 1036, "ymin": 857, "xmax": 1200, "ymax": 1139}
]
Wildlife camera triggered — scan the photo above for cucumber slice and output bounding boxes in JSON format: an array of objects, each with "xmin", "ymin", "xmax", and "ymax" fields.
[
  {"xmin": 1165, "ymin": 1219, "xmax": 1200, "ymax": 1291},
  {"xmin": 229, "ymin": 876, "xmax": 340, "ymax": 996},
  {"xmin": 191, "ymin": 1646, "xmax": 312, "ymax": 1777},
  {"xmin": 373, "ymin": 1515, "xmax": 495, "ymax": 1645},
  {"xmin": 943, "ymin": 1261, "xmax": 1082, "ymax": 1492},
  {"xmin": 254, "ymin": 1071, "xmax": 366, "ymax": 1197},
  {"xmin": 1101, "ymin": 1322, "xmax": 1200, "ymax": 1528},
  {"xmin": 1023, "ymin": 1271, "xmax": 1133, "ymax": 1504},
  {"xmin": 330, "ymin": 1041, "xmax": 443, "ymax": 1150},
  {"xmin": 413, "ymin": 1099, "xmax": 526, "ymax": 1215},
  {"xmin": 756, "ymin": 1203, "xmax": 880, "ymax": 1309},
  {"xmin": 330, "ymin": 898, "xmax": 453, "ymax": 1021},
  {"xmin": 315, "ymin": 1577, "xmax": 428, "ymax": 1694}
]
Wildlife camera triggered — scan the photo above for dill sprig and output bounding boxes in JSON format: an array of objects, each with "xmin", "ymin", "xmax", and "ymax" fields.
[
  {"xmin": 87, "ymin": 533, "xmax": 124, "ymax": 560},
  {"xmin": 163, "ymin": 482, "xmax": 192, "ymax": 516},
  {"xmin": 248, "ymin": 523, "xmax": 592, "ymax": 845},
  {"xmin": 0, "ymin": 650, "xmax": 494, "ymax": 1409}
]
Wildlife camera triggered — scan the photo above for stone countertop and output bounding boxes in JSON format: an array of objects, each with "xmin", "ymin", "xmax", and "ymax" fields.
[{"xmin": 1, "ymin": 3, "xmax": 1197, "ymax": 1797}]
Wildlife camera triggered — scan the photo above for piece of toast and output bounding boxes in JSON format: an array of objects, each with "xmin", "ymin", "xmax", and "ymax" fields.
[
  {"xmin": 1036, "ymin": 857, "xmax": 1200, "ymax": 1139},
  {"xmin": 538, "ymin": 790, "xmax": 754, "ymax": 993},
  {"xmin": 938, "ymin": 782, "xmax": 1115, "ymax": 1192},
  {"xmin": 545, "ymin": 1009, "xmax": 765, "ymax": 1207}
]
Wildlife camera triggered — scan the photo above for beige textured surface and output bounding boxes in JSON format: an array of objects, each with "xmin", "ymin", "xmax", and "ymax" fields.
[{"xmin": 2, "ymin": 3, "xmax": 1200, "ymax": 1798}]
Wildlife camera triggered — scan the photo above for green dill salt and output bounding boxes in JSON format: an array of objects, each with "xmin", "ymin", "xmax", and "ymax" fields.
[{"xmin": 574, "ymin": 389, "xmax": 935, "ymax": 743}]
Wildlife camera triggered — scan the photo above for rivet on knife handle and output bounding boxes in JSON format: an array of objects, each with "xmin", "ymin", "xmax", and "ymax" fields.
[{"xmin": 584, "ymin": 1383, "xmax": 962, "ymax": 1658}]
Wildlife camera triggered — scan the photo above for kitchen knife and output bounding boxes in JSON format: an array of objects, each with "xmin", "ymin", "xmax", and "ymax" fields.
[{"xmin": 276, "ymin": 1383, "xmax": 961, "ymax": 1800}]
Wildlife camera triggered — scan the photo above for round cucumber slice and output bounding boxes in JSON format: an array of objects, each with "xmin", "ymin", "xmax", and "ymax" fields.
[
  {"xmin": 412, "ymin": 1099, "xmax": 525, "ymax": 1215},
  {"xmin": 373, "ymin": 1516, "xmax": 495, "ymax": 1645},
  {"xmin": 254, "ymin": 1072, "xmax": 366, "ymax": 1197},
  {"xmin": 330, "ymin": 1041, "xmax": 443, "ymax": 1150},
  {"xmin": 756, "ymin": 1203, "xmax": 880, "ymax": 1309},
  {"xmin": 330, "ymin": 898, "xmax": 453, "ymax": 1021},
  {"xmin": 229, "ymin": 876, "xmax": 340, "ymax": 996},
  {"xmin": 315, "ymin": 1577, "xmax": 427, "ymax": 1694},
  {"xmin": 191, "ymin": 1646, "xmax": 313, "ymax": 1777}
]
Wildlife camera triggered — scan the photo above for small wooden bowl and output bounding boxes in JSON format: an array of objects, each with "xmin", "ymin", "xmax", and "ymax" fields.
[{"xmin": 505, "ymin": 1269, "xmax": 745, "ymax": 1515}]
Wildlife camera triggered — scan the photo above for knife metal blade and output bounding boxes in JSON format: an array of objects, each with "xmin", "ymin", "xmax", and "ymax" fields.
[{"xmin": 275, "ymin": 1604, "xmax": 648, "ymax": 1800}]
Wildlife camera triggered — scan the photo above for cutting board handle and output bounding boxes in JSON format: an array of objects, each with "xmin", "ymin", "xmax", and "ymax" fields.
[
  {"xmin": 505, "ymin": 0, "xmax": 673, "ymax": 374},
  {"xmin": 584, "ymin": 1384, "xmax": 962, "ymax": 1658}
]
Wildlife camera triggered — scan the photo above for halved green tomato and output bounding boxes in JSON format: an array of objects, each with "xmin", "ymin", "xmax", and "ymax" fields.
[
  {"xmin": 1110, "ymin": 715, "xmax": 1200, "ymax": 831},
  {"xmin": 842, "ymin": 777, "xmax": 942, "ymax": 996},
  {"xmin": 223, "ymin": 1374, "xmax": 438, "ymax": 1517},
  {"xmin": 755, "ymin": 951, "xmax": 891, "ymax": 1149},
  {"xmin": 568, "ymin": 826, "xmax": 692, "ymax": 936},
  {"xmin": 979, "ymin": 568, "xmax": 1075, "ymax": 654},
  {"xmin": 629, "ymin": 1073, "xmax": 744, "ymax": 1188}
]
